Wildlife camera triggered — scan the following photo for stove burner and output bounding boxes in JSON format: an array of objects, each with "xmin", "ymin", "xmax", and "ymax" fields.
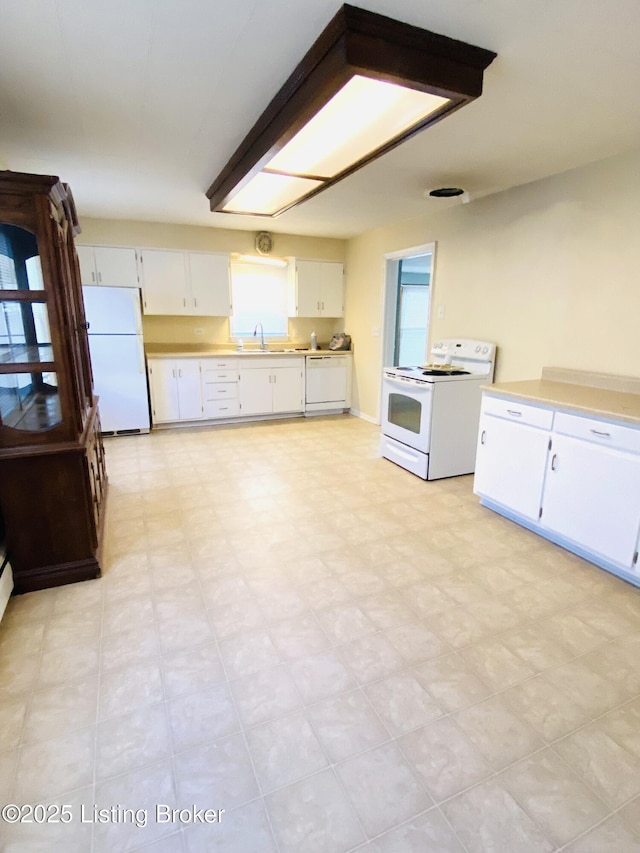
[{"xmin": 421, "ymin": 368, "xmax": 469, "ymax": 376}]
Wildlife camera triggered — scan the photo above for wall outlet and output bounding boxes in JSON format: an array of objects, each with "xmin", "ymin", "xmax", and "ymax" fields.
[{"xmin": 194, "ymin": 327, "xmax": 204, "ymax": 336}]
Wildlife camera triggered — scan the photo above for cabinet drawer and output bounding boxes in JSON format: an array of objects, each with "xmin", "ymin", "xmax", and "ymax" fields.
[
  {"xmin": 554, "ymin": 411, "xmax": 640, "ymax": 454},
  {"xmin": 482, "ymin": 395, "xmax": 554, "ymax": 429},
  {"xmin": 204, "ymin": 399, "xmax": 240, "ymax": 418},
  {"xmin": 203, "ymin": 368, "xmax": 238, "ymax": 383},
  {"xmin": 203, "ymin": 383, "xmax": 238, "ymax": 402},
  {"xmin": 201, "ymin": 358, "xmax": 237, "ymax": 371}
]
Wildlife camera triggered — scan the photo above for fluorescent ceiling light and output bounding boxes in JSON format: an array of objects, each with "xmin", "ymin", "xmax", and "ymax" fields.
[
  {"xmin": 232, "ymin": 253, "xmax": 288, "ymax": 267},
  {"xmin": 207, "ymin": 4, "xmax": 496, "ymax": 218},
  {"xmin": 266, "ymin": 76, "xmax": 449, "ymax": 179},
  {"xmin": 222, "ymin": 173, "xmax": 322, "ymax": 216}
]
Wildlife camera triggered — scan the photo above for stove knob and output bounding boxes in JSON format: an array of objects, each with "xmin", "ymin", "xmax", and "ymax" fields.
[
  {"xmin": 482, "ymin": 346, "xmax": 489, "ymax": 354},
  {"xmin": 475, "ymin": 345, "xmax": 481, "ymax": 353}
]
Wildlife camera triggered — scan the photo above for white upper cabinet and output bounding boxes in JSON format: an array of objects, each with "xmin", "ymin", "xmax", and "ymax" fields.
[
  {"xmin": 139, "ymin": 249, "xmax": 189, "ymax": 315},
  {"xmin": 288, "ymin": 259, "xmax": 344, "ymax": 317},
  {"xmin": 140, "ymin": 249, "xmax": 231, "ymax": 316},
  {"xmin": 76, "ymin": 245, "xmax": 139, "ymax": 288},
  {"xmin": 187, "ymin": 252, "xmax": 231, "ymax": 316}
]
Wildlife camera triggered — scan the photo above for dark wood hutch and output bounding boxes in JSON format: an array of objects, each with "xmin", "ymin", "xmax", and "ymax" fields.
[{"xmin": 0, "ymin": 170, "xmax": 106, "ymax": 593}]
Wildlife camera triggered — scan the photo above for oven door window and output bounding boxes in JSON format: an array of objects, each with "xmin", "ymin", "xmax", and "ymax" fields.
[{"xmin": 388, "ymin": 392, "xmax": 423, "ymax": 434}]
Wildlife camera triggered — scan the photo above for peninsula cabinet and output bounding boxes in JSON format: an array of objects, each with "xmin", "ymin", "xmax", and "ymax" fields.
[
  {"xmin": 0, "ymin": 170, "xmax": 106, "ymax": 593},
  {"xmin": 474, "ymin": 391, "xmax": 640, "ymax": 586},
  {"xmin": 76, "ymin": 244, "xmax": 139, "ymax": 288},
  {"xmin": 474, "ymin": 396, "xmax": 553, "ymax": 523}
]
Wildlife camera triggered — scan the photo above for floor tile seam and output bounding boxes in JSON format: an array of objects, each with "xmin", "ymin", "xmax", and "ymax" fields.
[
  {"xmin": 343, "ymin": 803, "xmax": 475, "ymax": 853},
  {"xmin": 264, "ymin": 650, "xmax": 372, "ymax": 850},
  {"xmin": 190, "ymin": 565, "xmax": 284, "ymax": 853},
  {"xmin": 411, "ymin": 739, "xmax": 579, "ymax": 851},
  {"xmin": 443, "ymin": 613, "xmax": 630, "ymax": 685},
  {"xmin": 548, "ymin": 691, "xmax": 640, "ymax": 757},
  {"xmin": 554, "ymin": 808, "xmax": 639, "ymax": 851},
  {"xmin": 477, "ymin": 666, "xmax": 638, "ymax": 753},
  {"xmin": 492, "ymin": 749, "xmax": 614, "ymax": 850}
]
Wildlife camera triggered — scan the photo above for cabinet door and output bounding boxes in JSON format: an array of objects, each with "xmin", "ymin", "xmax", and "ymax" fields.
[
  {"xmin": 93, "ymin": 247, "xmax": 139, "ymax": 288},
  {"xmin": 239, "ymin": 368, "xmax": 273, "ymax": 415},
  {"xmin": 140, "ymin": 249, "xmax": 188, "ymax": 315},
  {"xmin": 474, "ymin": 414, "xmax": 550, "ymax": 521},
  {"xmin": 175, "ymin": 359, "xmax": 203, "ymax": 420},
  {"xmin": 148, "ymin": 360, "xmax": 180, "ymax": 423},
  {"xmin": 272, "ymin": 366, "xmax": 303, "ymax": 413},
  {"xmin": 541, "ymin": 434, "xmax": 640, "ymax": 567},
  {"xmin": 320, "ymin": 262, "xmax": 344, "ymax": 317},
  {"xmin": 188, "ymin": 253, "xmax": 231, "ymax": 316},
  {"xmin": 295, "ymin": 260, "xmax": 323, "ymax": 317},
  {"xmin": 76, "ymin": 246, "xmax": 97, "ymax": 285}
]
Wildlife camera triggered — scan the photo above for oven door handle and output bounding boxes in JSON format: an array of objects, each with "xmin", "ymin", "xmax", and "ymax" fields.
[{"xmin": 384, "ymin": 374, "xmax": 432, "ymax": 391}]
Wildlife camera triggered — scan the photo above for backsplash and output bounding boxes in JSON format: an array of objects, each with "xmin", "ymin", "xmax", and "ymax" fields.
[{"xmin": 142, "ymin": 314, "xmax": 344, "ymax": 349}]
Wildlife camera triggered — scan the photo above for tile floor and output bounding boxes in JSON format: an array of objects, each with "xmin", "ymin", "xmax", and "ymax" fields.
[{"xmin": 1, "ymin": 414, "xmax": 640, "ymax": 852}]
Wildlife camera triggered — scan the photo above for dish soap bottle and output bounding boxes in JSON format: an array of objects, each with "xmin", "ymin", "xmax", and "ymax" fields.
[{"xmin": 310, "ymin": 331, "xmax": 318, "ymax": 351}]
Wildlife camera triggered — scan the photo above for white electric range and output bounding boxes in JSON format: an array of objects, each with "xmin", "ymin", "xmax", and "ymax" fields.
[{"xmin": 381, "ymin": 339, "xmax": 496, "ymax": 479}]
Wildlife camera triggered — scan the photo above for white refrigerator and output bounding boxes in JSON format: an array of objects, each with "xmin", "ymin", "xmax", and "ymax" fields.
[{"xmin": 82, "ymin": 286, "xmax": 150, "ymax": 433}]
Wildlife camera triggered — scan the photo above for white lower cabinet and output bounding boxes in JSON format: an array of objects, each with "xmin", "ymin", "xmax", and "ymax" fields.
[
  {"xmin": 239, "ymin": 358, "xmax": 304, "ymax": 416},
  {"xmin": 475, "ymin": 393, "xmax": 640, "ymax": 582},
  {"xmin": 541, "ymin": 428, "xmax": 640, "ymax": 569},
  {"xmin": 474, "ymin": 400, "xmax": 552, "ymax": 522},
  {"xmin": 148, "ymin": 358, "xmax": 203, "ymax": 423}
]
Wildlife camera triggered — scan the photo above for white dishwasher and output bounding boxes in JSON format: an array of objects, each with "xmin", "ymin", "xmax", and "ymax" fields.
[{"xmin": 305, "ymin": 355, "xmax": 349, "ymax": 414}]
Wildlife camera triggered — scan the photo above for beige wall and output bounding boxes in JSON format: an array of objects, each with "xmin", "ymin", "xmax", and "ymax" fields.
[
  {"xmin": 345, "ymin": 146, "xmax": 640, "ymax": 421},
  {"xmin": 77, "ymin": 218, "xmax": 346, "ymax": 347}
]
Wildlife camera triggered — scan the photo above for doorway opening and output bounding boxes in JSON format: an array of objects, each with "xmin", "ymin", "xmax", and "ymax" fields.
[{"xmin": 382, "ymin": 242, "xmax": 435, "ymax": 371}]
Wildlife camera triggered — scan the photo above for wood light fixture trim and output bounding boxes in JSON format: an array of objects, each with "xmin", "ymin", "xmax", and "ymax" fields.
[{"xmin": 206, "ymin": 4, "xmax": 496, "ymax": 217}]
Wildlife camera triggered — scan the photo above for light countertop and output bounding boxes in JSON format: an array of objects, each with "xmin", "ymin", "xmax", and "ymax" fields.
[
  {"xmin": 482, "ymin": 368, "xmax": 640, "ymax": 426},
  {"xmin": 145, "ymin": 347, "xmax": 351, "ymax": 359}
]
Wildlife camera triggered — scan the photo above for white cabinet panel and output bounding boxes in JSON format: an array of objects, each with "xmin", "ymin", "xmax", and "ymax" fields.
[
  {"xmin": 188, "ymin": 252, "xmax": 231, "ymax": 316},
  {"xmin": 272, "ymin": 366, "xmax": 303, "ymax": 413},
  {"xmin": 541, "ymin": 434, "xmax": 640, "ymax": 568},
  {"xmin": 288, "ymin": 259, "xmax": 344, "ymax": 317},
  {"xmin": 76, "ymin": 245, "xmax": 138, "ymax": 288},
  {"xmin": 175, "ymin": 360, "xmax": 203, "ymax": 420},
  {"xmin": 140, "ymin": 249, "xmax": 188, "ymax": 315},
  {"xmin": 76, "ymin": 245, "xmax": 98, "ymax": 286},
  {"xmin": 148, "ymin": 358, "xmax": 202, "ymax": 422},
  {"xmin": 239, "ymin": 368, "xmax": 273, "ymax": 415},
  {"xmin": 319, "ymin": 262, "xmax": 344, "ymax": 317},
  {"xmin": 148, "ymin": 359, "xmax": 180, "ymax": 423},
  {"xmin": 239, "ymin": 358, "xmax": 304, "ymax": 416},
  {"xmin": 474, "ymin": 413, "xmax": 550, "ymax": 522}
]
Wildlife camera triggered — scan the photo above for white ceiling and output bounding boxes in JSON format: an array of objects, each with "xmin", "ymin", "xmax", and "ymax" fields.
[{"xmin": 1, "ymin": 0, "xmax": 639, "ymax": 239}]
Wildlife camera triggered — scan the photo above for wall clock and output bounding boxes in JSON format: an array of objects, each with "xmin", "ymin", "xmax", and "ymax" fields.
[{"xmin": 255, "ymin": 231, "xmax": 273, "ymax": 255}]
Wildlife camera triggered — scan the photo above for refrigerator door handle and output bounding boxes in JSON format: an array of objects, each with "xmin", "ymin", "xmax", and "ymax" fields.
[{"xmin": 137, "ymin": 337, "xmax": 145, "ymax": 374}]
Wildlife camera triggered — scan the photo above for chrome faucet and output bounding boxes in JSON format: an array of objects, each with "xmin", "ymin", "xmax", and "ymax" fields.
[{"xmin": 253, "ymin": 322, "xmax": 267, "ymax": 350}]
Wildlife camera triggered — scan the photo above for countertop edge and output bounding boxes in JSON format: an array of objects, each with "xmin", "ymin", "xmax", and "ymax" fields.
[{"xmin": 481, "ymin": 379, "xmax": 640, "ymax": 427}]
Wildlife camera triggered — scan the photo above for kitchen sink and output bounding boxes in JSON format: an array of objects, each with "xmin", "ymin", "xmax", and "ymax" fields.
[{"xmin": 237, "ymin": 348, "xmax": 309, "ymax": 354}]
